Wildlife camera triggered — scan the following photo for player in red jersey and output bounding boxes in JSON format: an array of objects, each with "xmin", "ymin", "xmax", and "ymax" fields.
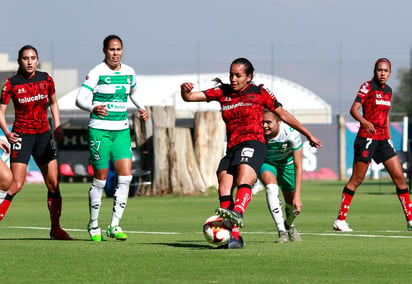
[
  {"xmin": 181, "ymin": 57, "xmax": 322, "ymax": 248},
  {"xmin": 0, "ymin": 45, "xmax": 72, "ymax": 240},
  {"xmin": 333, "ymin": 58, "xmax": 412, "ymax": 232}
]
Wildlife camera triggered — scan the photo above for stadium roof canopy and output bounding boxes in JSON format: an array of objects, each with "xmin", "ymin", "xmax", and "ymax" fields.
[{"xmin": 58, "ymin": 73, "xmax": 331, "ymax": 123}]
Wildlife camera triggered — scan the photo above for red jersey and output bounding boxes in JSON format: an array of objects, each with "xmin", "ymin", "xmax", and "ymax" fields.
[
  {"xmin": 355, "ymin": 79, "xmax": 391, "ymax": 140},
  {"xmin": 204, "ymin": 83, "xmax": 281, "ymax": 149},
  {"xmin": 1, "ymin": 71, "xmax": 55, "ymax": 134}
]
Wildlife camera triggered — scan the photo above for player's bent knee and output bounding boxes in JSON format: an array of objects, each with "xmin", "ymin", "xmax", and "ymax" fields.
[
  {"xmin": 0, "ymin": 174, "xmax": 12, "ymax": 190},
  {"xmin": 265, "ymin": 183, "xmax": 279, "ymax": 194}
]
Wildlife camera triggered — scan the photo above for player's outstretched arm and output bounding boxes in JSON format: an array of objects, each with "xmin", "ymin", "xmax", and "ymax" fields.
[
  {"xmin": 274, "ymin": 106, "xmax": 322, "ymax": 148},
  {"xmin": 180, "ymin": 83, "xmax": 207, "ymax": 102}
]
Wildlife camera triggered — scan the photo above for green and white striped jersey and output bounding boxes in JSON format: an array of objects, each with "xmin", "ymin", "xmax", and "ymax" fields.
[
  {"xmin": 80, "ymin": 62, "xmax": 137, "ymax": 130},
  {"xmin": 265, "ymin": 122, "xmax": 302, "ymax": 166}
]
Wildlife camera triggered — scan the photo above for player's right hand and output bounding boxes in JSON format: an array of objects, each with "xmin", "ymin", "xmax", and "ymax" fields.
[
  {"xmin": 93, "ymin": 104, "xmax": 108, "ymax": 118},
  {"xmin": 362, "ymin": 120, "xmax": 376, "ymax": 134},
  {"xmin": 180, "ymin": 82, "xmax": 194, "ymax": 93}
]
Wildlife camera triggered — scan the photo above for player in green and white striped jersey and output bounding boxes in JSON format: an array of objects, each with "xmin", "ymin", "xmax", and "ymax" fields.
[
  {"xmin": 260, "ymin": 110, "xmax": 303, "ymax": 243},
  {"xmin": 76, "ymin": 35, "xmax": 149, "ymax": 242}
]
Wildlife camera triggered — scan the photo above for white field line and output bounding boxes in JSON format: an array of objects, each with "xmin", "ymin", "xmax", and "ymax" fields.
[
  {"xmin": 300, "ymin": 232, "xmax": 412, "ymax": 239},
  {"xmin": 6, "ymin": 226, "xmax": 180, "ymax": 235},
  {"xmin": 5, "ymin": 226, "xmax": 412, "ymax": 239}
]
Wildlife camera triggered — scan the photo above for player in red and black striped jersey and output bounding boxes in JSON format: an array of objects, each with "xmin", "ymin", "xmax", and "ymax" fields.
[
  {"xmin": 0, "ymin": 45, "xmax": 72, "ymax": 240},
  {"xmin": 355, "ymin": 77, "xmax": 392, "ymax": 141},
  {"xmin": 1, "ymin": 69, "xmax": 55, "ymax": 135},
  {"xmin": 181, "ymin": 57, "xmax": 322, "ymax": 248},
  {"xmin": 204, "ymin": 83, "xmax": 280, "ymax": 149},
  {"xmin": 333, "ymin": 58, "xmax": 412, "ymax": 232}
]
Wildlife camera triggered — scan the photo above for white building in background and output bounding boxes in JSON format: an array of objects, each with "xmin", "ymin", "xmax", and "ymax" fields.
[
  {"xmin": 0, "ymin": 53, "xmax": 78, "ymax": 99},
  {"xmin": 59, "ymin": 73, "xmax": 332, "ymax": 124},
  {"xmin": 1, "ymin": 51, "xmax": 330, "ymax": 123},
  {"xmin": 0, "ymin": 53, "xmax": 18, "ymax": 71}
]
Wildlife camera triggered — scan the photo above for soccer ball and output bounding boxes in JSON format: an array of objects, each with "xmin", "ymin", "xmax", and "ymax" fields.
[{"xmin": 203, "ymin": 215, "xmax": 232, "ymax": 245}]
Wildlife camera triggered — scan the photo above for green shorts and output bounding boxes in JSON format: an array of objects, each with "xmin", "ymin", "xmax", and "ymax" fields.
[
  {"xmin": 260, "ymin": 162, "xmax": 296, "ymax": 192},
  {"xmin": 88, "ymin": 128, "xmax": 132, "ymax": 169}
]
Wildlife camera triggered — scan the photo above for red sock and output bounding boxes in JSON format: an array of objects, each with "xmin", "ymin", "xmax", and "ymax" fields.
[
  {"xmin": 0, "ymin": 201, "xmax": 11, "ymax": 221},
  {"xmin": 337, "ymin": 187, "xmax": 355, "ymax": 220},
  {"xmin": 234, "ymin": 184, "xmax": 252, "ymax": 215},
  {"xmin": 0, "ymin": 194, "xmax": 14, "ymax": 221},
  {"xmin": 48, "ymin": 192, "xmax": 62, "ymax": 229},
  {"xmin": 396, "ymin": 188, "xmax": 412, "ymax": 221},
  {"xmin": 219, "ymin": 195, "xmax": 240, "ymax": 239},
  {"xmin": 219, "ymin": 195, "xmax": 234, "ymax": 210},
  {"xmin": 231, "ymin": 226, "xmax": 241, "ymax": 240}
]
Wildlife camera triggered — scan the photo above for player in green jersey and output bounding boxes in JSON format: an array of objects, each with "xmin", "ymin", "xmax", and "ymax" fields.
[
  {"xmin": 260, "ymin": 110, "xmax": 303, "ymax": 243},
  {"xmin": 76, "ymin": 35, "xmax": 149, "ymax": 241}
]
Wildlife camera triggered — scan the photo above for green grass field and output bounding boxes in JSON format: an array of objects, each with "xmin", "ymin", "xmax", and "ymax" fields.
[{"xmin": 1, "ymin": 180, "xmax": 411, "ymax": 283}]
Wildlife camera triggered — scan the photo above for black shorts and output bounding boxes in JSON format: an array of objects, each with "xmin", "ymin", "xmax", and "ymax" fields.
[
  {"xmin": 217, "ymin": 140, "xmax": 267, "ymax": 176},
  {"xmin": 11, "ymin": 131, "xmax": 57, "ymax": 165},
  {"xmin": 353, "ymin": 136, "xmax": 396, "ymax": 164}
]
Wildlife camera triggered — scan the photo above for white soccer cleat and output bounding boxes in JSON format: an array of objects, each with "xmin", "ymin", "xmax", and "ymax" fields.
[
  {"xmin": 275, "ymin": 230, "xmax": 288, "ymax": 243},
  {"xmin": 333, "ymin": 219, "xmax": 353, "ymax": 232},
  {"xmin": 288, "ymin": 226, "xmax": 302, "ymax": 242}
]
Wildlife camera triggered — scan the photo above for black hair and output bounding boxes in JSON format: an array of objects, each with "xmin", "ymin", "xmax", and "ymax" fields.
[
  {"xmin": 103, "ymin": 34, "xmax": 123, "ymax": 50},
  {"xmin": 18, "ymin": 45, "xmax": 38, "ymax": 61},
  {"xmin": 213, "ymin": 57, "xmax": 255, "ymax": 85},
  {"xmin": 212, "ymin": 77, "xmax": 224, "ymax": 85},
  {"xmin": 232, "ymin": 57, "xmax": 255, "ymax": 79}
]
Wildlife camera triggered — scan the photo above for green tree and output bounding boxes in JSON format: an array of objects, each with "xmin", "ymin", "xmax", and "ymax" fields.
[{"xmin": 392, "ymin": 68, "xmax": 412, "ymax": 115}]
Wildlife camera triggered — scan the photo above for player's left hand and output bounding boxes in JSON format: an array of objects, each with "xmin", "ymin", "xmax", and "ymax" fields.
[
  {"xmin": 53, "ymin": 126, "xmax": 64, "ymax": 142},
  {"xmin": 139, "ymin": 109, "xmax": 149, "ymax": 122},
  {"xmin": 0, "ymin": 140, "xmax": 10, "ymax": 154},
  {"xmin": 293, "ymin": 199, "xmax": 302, "ymax": 215},
  {"xmin": 308, "ymin": 135, "xmax": 322, "ymax": 148}
]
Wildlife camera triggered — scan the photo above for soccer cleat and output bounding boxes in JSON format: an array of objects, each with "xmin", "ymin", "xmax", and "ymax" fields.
[
  {"xmin": 215, "ymin": 208, "xmax": 244, "ymax": 228},
  {"xmin": 88, "ymin": 226, "xmax": 103, "ymax": 242},
  {"xmin": 407, "ymin": 220, "xmax": 412, "ymax": 231},
  {"xmin": 50, "ymin": 227, "xmax": 73, "ymax": 240},
  {"xmin": 287, "ymin": 226, "xmax": 302, "ymax": 242},
  {"xmin": 227, "ymin": 235, "xmax": 244, "ymax": 249},
  {"xmin": 275, "ymin": 230, "xmax": 288, "ymax": 243},
  {"xmin": 106, "ymin": 225, "xmax": 128, "ymax": 241},
  {"xmin": 333, "ymin": 219, "xmax": 353, "ymax": 232}
]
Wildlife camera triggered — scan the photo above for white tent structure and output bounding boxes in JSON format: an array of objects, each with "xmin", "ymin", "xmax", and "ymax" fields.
[{"xmin": 58, "ymin": 73, "xmax": 331, "ymax": 123}]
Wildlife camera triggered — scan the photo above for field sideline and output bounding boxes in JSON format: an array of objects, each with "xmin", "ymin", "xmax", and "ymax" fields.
[{"xmin": 1, "ymin": 180, "xmax": 412, "ymax": 283}]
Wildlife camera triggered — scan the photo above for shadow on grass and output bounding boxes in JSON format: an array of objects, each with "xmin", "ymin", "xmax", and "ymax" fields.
[
  {"xmin": 0, "ymin": 237, "xmax": 90, "ymax": 242},
  {"xmin": 147, "ymin": 241, "xmax": 225, "ymax": 250},
  {"xmin": 367, "ymin": 192, "xmax": 397, "ymax": 195},
  {"xmin": 355, "ymin": 181, "xmax": 398, "ymax": 195},
  {"xmin": 0, "ymin": 237, "xmax": 51, "ymax": 241}
]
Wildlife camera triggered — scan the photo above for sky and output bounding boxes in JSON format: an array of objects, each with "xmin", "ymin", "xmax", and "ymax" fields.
[{"xmin": 1, "ymin": 0, "xmax": 411, "ymax": 116}]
